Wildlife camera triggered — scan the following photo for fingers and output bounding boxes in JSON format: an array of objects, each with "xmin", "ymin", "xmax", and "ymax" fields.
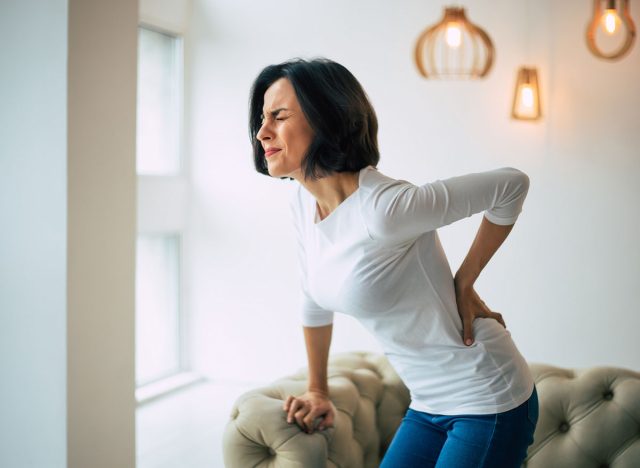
[
  {"xmin": 303, "ymin": 407, "xmax": 322, "ymax": 433},
  {"xmin": 317, "ymin": 406, "xmax": 335, "ymax": 431},
  {"xmin": 283, "ymin": 396, "xmax": 335, "ymax": 434},
  {"xmin": 458, "ymin": 287, "xmax": 507, "ymax": 346},
  {"xmin": 306, "ymin": 405, "xmax": 336, "ymax": 433},
  {"xmin": 478, "ymin": 303, "xmax": 506, "ymax": 329},
  {"xmin": 294, "ymin": 404, "xmax": 309, "ymax": 430},
  {"xmin": 287, "ymin": 399, "xmax": 315, "ymax": 433},
  {"xmin": 491, "ymin": 311, "xmax": 506, "ymax": 328},
  {"xmin": 283, "ymin": 395, "xmax": 294, "ymax": 412},
  {"xmin": 462, "ymin": 315, "xmax": 474, "ymax": 346},
  {"xmin": 287, "ymin": 398, "xmax": 307, "ymax": 424}
]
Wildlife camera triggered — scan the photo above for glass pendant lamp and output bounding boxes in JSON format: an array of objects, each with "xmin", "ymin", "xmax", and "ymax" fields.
[
  {"xmin": 586, "ymin": 0, "xmax": 637, "ymax": 60},
  {"xmin": 511, "ymin": 67, "xmax": 541, "ymax": 121},
  {"xmin": 414, "ymin": 6, "xmax": 495, "ymax": 79}
]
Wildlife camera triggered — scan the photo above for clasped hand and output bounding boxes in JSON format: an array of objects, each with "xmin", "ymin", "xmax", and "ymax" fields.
[
  {"xmin": 283, "ymin": 390, "xmax": 336, "ymax": 434},
  {"xmin": 454, "ymin": 281, "xmax": 506, "ymax": 346}
]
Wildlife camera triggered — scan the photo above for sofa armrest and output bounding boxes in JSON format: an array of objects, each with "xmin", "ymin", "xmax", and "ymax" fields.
[
  {"xmin": 223, "ymin": 381, "xmax": 332, "ymax": 468},
  {"xmin": 223, "ymin": 352, "xmax": 410, "ymax": 468}
]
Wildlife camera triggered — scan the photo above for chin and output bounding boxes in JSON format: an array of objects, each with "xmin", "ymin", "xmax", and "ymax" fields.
[
  {"xmin": 267, "ymin": 166, "xmax": 285, "ymax": 179},
  {"xmin": 267, "ymin": 162, "xmax": 295, "ymax": 179},
  {"xmin": 266, "ymin": 163, "xmax": 279, "ymax": 176}
]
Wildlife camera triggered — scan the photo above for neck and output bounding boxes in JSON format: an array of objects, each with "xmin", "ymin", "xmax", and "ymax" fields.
[{"xmin": 296, "ymin": 169, "xmax": 360, "ymax": 219}]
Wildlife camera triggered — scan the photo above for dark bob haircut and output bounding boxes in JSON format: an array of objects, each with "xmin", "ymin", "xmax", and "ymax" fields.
[{"xmin": 249, "ymin": 57, "xmax": 380, "ymax": 181}]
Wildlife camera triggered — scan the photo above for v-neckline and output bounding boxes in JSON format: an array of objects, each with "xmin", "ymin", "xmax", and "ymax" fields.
[{"xmin": 313, "ymin": 166, "xmax": 368, "ymax": 226}]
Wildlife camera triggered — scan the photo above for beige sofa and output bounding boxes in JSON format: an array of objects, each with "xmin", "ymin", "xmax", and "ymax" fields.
[{"xmin": 223, "ymin": 352, "xmax": 640, "ymax": 467}]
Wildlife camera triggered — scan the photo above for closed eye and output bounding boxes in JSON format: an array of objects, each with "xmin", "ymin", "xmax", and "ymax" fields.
[
  {"xmin": 260, "ymin": 116, "xmax": 287, "ymax": 124},
  {"xmin": 260, "ymin": 108, "xmax": 291, "ymax": 125}
]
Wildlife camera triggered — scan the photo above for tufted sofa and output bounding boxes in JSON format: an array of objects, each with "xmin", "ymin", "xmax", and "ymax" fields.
[{"xmin": 223, "ymin": 352, "xmax": 640, "ymax": 467}]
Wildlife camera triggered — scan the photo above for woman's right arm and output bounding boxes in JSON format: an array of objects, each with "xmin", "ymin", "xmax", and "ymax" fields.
[
  {"xmin": 286, "ymin": 189, "xmax": 336, "ymax": 433},
  {"xmin": 283, "ymin": 324, "xmax": 336, "ymax": 433},
  {"xmin": 303, "ymin": 324, "xmax": 333, "ymax": 395}
]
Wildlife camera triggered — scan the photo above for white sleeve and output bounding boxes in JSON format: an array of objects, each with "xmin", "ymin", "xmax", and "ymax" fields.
[
  {"xmin": 289, "ymin": 194, "xmax": 334, "ymax": 327},
  {"xmin": 364, "ymin": 167, "xmax": 530, "ymax": 244}
]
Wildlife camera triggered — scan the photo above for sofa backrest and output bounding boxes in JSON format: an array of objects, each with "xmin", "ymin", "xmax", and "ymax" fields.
[{"xmin": 525, "ymin": 363, "xmax": 640, "ymax": 467}]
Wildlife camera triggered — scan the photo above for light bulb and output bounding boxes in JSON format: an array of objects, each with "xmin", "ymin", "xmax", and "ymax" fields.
[
  {"xmin": 586, "ymin": 0, "xmax": 636, "ymax": 60},
  {"xmin": 446, "ymin": 22, "xmax": 462, "ymax": 48},
  {"xmin": 602, "ymin": 9, "xmax": 621, "ymax": 34},
  {"xmin": 414, "ymin": 6, "xmax": 495, "ymax": 79},
  {"xmin": 520, "ymin": 85, "xmax": 534, "ymax": 109}
]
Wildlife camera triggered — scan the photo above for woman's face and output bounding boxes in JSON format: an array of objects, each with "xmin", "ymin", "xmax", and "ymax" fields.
[{"xmin": 257, "ymin": 78, "xmax": 314, "ymax": 180}]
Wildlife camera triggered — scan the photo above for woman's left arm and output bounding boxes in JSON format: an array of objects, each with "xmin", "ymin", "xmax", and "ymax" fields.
[{"xmin": 454, "ymin": 216, "xmax": 515, "ymax": 346}]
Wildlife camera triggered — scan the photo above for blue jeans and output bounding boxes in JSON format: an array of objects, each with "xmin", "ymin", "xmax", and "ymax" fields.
[{"xmin": 380, "ymin": 386, "xmax": 538, "ymax": 468}]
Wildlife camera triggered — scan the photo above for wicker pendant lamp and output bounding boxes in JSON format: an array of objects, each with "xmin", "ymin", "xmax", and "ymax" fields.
[
  {"xmin": 414, "ymin": 6, "xmax": 495, "ymax": 79},
  {"xmin": 586, "ymin": 0, "xmax": 637, "ymax": 60}
]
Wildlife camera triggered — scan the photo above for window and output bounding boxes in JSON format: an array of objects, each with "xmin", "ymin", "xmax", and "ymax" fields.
[
  {"xmin": 136, "ymin": 26, "xmax": 183, "ymax": 175},
  {"xmin": 135, "ymin": 25, "xmax": 199, "ymax": 402},
  {"xmin": 135, "ymin": 235, "xmax": 181, "ymax": 386}
]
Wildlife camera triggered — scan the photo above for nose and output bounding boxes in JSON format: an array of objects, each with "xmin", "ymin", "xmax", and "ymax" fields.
[{"xmin": 256, "ymin": 120, "xmax": 273, "ymax": 142}]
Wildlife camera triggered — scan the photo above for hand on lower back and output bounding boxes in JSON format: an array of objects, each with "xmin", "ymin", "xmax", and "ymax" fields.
[{"xmin": 454, "ymin": 282, "xmax": 506, "ymax": 346}]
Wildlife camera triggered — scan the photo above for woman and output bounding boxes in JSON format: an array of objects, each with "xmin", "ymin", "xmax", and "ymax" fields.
[{"xmin": 249, "ymin": 57, "xmax": 538, "ymax": 467}]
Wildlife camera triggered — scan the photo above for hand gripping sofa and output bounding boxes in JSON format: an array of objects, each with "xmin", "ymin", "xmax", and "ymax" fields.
[{"xmin": 223, "ymin": 352, "xmax": 640, "ymax": 467}]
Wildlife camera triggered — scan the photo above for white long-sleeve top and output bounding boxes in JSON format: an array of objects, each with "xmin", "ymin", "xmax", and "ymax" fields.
[{"xmin": 289, "ymin": 165, "xmax": 534, "ymax": 415}]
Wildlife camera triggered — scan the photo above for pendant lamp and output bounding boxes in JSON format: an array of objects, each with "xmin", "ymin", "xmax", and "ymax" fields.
[
  {"xmin": 414, "ymin": 6, "xmax": 495, "ymax": 79},
  {"xmin": 586, "ymin": 0, "xmax": 636, "ymax": 60},
  {"xmin": 511, "ymin": 67, "xmax": 541, "ymax": 121}
]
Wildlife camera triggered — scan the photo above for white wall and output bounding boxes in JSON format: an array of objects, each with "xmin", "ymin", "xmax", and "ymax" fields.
[
  {"xmin": 1, "ymin": 1, "xmax": 138, "ymax": 466},
  {"xmin": 186, "ymin": 0, "xmax": 640, "ymax": 385},
  {"xmin": 0, "ymin": 1, "xmax": 68, "ymax": 466},
  {"xmin": 528, "ymin": 0, "xmax": 640, "ymax": 369}
]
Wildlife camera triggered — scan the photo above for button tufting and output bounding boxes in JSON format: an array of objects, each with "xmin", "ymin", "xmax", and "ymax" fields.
[
  {"xmin": 268, "ymin": 447, "xmax": 276, "ymax": 456},
  {"xmin": 599, "ymin": 464, "xmax": 609, "ymax": 468},
  {"xmin": 558, "ymin": 422, "xmax": 570, "ymax": 433},
  {"xmin": 602, "ymin": 390, "xmax": 614, "ymax": 401}
]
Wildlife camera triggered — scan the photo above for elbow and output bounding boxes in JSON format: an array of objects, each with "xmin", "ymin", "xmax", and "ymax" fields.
[
  {"xmin": 518, "ymin": 170, "xmax": 530, "ymax": 194},
  {"xmin": 504, "ymin": 167, "xmax": 530, "ymax": 193}
]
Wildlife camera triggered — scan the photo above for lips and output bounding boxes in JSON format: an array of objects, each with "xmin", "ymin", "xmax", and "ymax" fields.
[{"xmin": 265, "ymin": 148, "xmax": 281, "ymax": 157}]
